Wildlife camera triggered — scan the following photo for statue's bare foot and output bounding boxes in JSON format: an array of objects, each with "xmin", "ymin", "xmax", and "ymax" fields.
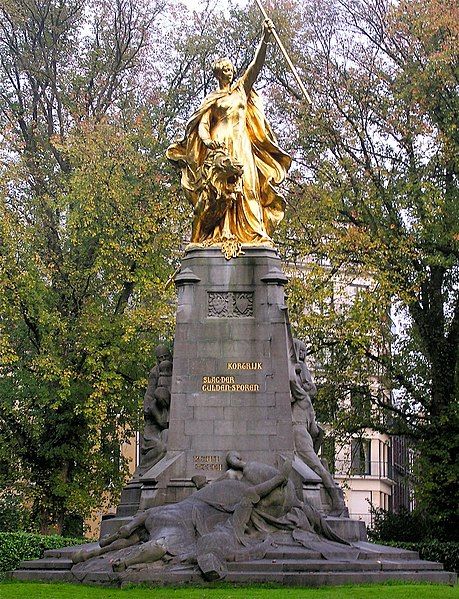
[
  {"xmin": 112, "ymin": 559, "xmax": 127, "ymax": 572},
  {"xmin": 72, "ymin": 549, "xmax": 90, "ymax": 564}
]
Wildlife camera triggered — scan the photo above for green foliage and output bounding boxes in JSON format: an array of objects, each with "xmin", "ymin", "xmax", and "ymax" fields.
[
  {"xmin": 0, "ymin": 0, "xmax": 186, "ymax": 532},
  {"xmin": 0, "ymin": 496, "xmax": 33, "ymax": 534},
  {"xmin": 368, "ymin": 506, "xmax": 459, "ymax": 571},
  {"xmin": 367, "ymin": 507, "xmax": 452, "ymax": 543},
  {"xmin": 0, "ymin": 114, "xmax": 184, "ymax": 530},
  {"xmin": 0, "ymin": 532, "xmax": 86, "ymax": 578},
  {"xmin": 270, "ymin": 0, "xmax": 459, "ymax": 533},
  {"xmin": 376, "ymin": 541, "xmax": 459, "ymax": 574}
]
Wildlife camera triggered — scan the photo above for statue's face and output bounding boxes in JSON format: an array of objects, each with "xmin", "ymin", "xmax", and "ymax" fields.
[
  {"xmin": 155, "ymin": 345, "xmax": 171, "ymax": 363},
  {"xmin": 217, "ymin": 60, "xmax": 234, "ymax": 83}
]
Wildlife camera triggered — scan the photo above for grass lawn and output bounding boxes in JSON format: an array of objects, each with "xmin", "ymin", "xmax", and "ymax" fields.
[{"xmin": 0, "ymin": 582, "xmax": 458, "ymax": 599}]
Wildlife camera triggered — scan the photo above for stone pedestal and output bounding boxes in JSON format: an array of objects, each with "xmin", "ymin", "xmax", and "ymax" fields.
[
  {"xmin": 103, "ymin": 246, "xmax": 299, "ymax": 535},
  {"xmin": 16, "ymin": 249, "xmax": 456, "ymax": 586},
  {"xmin": 100, "ymin": 246, "xmax": 365, "ymax": 541},
  {"xmin": 20, "ymin": 251, "xmax": 457, "ymax": 585},
  {"xmin": 139, "ymin": 246, "xmax": 295, "ymax": 507}
]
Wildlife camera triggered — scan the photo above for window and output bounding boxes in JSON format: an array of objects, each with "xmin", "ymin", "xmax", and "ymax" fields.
[{"xmin": 351, "ymin": 438, "xmax": 371, "ymax": 475}]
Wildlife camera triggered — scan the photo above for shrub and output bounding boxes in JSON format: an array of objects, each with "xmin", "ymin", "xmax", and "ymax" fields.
[
  {"xmin": 368, "ymin": 506, "xmax": 456, "ymax": 543},
  {"xmin": 381, "ymin": 540, "xmax": 459, "ymax": 573},
  {"xmin": 368, "ymin": 507, "xmax": 430, "ymax": 542},
  {"xmin": 0, "ymin": 532, "xmax": 88, "ymax": 577}
]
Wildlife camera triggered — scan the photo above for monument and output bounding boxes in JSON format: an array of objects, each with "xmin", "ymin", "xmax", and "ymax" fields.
[{"xmin": 13, "ymin": 15, "xmax": 456, "ymax": 588}]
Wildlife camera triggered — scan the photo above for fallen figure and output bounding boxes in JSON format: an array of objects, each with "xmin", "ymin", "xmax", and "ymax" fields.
[{"xmin": 72, "ymin": 453, "xmax": 354, "ymax": 580}]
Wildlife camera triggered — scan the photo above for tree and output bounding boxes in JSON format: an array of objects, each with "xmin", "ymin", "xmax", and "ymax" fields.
[
  {"xmin": 1, "ymin": 0, "xmax": 457, "ymax": 536},
  {"xmin": 0, "ymin": 0, "xmax": 263, "ymax": 534},
  {"xmin": 266, "ymin": 0, "xmax": 458, "ymax": 536},
  {"xmin": 0, "ymin": 0, "xmax": 185, "ymax": 533}
]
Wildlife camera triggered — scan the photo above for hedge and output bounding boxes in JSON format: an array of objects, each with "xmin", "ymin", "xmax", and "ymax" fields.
[
  {"xmin": 0, "ymin": 532, "xmax": 88, "ymax": 578},
  {"xmin": 382, "ymin": 540, "xmax": 459, "ymax": 573}
]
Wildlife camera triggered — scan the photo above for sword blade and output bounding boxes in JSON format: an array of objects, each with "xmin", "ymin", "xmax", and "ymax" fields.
[{"xmin": 253, "ymin": 0, "xmax": 312, "ymax": 104}]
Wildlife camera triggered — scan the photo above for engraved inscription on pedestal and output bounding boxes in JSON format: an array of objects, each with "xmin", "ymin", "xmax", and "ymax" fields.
[
  {"xmin": 201, "ymin": 375, "xmax": 260, "ymax": 392},
  {"xmin": 193, "ymin": 454, "xmax": 223, "ymax": 471},
  {"xmin": 227, "ymin": 362, "xmax": 263, "ymax": 370},
  {"xmin": 208, "ymin": 291, "xmax": 253, "ymax": 318}
]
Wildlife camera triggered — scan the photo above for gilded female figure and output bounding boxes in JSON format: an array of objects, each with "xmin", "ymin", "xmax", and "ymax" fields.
[{"xmin": 167, "ymin": 20, "xmax": 291, "ymax": 258}]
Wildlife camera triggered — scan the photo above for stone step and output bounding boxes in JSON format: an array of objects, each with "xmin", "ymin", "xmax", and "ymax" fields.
[
  {"xmin": 265, "ymin": 546, "xmax": 419, "ymax": 563},
  {"xmin": 380, "ymin": 560, "xmax": 443, "ymax": 571},
  {"xmin": 358, "ymin": 550, "xmax": 420, "ymax": 561},
  {"xmin": 13, "ymin": 561, "xmax": 456, "ymax": 587},
  {"xmin": 227, "ymin": 558, "xmax": 445, "ymax": 573},
  {"xmin": 12, "ymin": 569, "xmax": 76, "ymax": 583},
  {"xmin": 355, "ymin": 541, "xmax": 419, "ymax": 561},
  {"xmin": 264, "ymin": 549, "xmax": 322, "ymax": 560},
  {"xmin": 39, "ymin": 543, "xmax": 419, "ymax": 561},
  {"xmin": 228, "ymin": 559, "xmax": 382, "ymax": 572},
  {"xmin": 18, "ymin": 558, "xmax": 73, "ymax": 570},
  {"xmin": 114, "ymin": 567, "xmax": 456, "ymax": 587},
  {"xmin": 224, "ymin": 569, "xmax": 457, "ymax": 586}
]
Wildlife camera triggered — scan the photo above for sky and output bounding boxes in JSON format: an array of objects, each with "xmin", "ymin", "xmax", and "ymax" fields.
[{"xmin": 179, "ymin": 0, "xmax": 248, "ymax": 11}]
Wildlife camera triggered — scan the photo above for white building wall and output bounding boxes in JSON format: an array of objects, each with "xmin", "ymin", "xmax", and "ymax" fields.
[{"xmin": 333, "ymin": 430, "xmax": 394, "ymax": 527}]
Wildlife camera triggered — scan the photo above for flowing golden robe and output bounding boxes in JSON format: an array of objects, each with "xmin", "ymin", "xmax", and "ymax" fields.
[{"xmin": 167, "ymin": 75, "xmax": 291, "ymax": 247}]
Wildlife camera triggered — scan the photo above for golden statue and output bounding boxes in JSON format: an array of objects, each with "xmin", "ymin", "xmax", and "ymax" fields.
[{"xmin": 167, "ymin": 19, "xmax": 292, "ymax": 259}]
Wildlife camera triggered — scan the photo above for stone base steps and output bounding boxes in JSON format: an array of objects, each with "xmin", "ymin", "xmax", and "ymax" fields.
[
  {"xmin": 11, "ymin": 542, "xmax": 457, "ymax": 587},
  {"xmin": 17, "ymin": 558, "xmax": 74, "ymax": 570},
  {"xmin": 42, "ymin": 543, "xmax": 99, "ymax": 559},
  {"xmin": 13, "ymin": 569, "xmax": 76, "ymax": 583},
  {"xmin": 12, "ymin": 567, "xmax": 456, "ymax": 587}
]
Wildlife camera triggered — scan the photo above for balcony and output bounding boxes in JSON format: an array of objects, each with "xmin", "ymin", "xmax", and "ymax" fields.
[{"xmin": 334, "ymin": 459, "xmax": 394, "ymax": 481}]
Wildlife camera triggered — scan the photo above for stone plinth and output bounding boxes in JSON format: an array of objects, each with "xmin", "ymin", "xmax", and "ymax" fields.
[{"xmin": 137, "ymin": 246, "xmax": 294, "ymax": 509}]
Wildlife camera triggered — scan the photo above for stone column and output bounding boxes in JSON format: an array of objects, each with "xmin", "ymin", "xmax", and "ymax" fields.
[{"xmin": 138, "ymin": 246, "xmax": 295, "ymax": 508}]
